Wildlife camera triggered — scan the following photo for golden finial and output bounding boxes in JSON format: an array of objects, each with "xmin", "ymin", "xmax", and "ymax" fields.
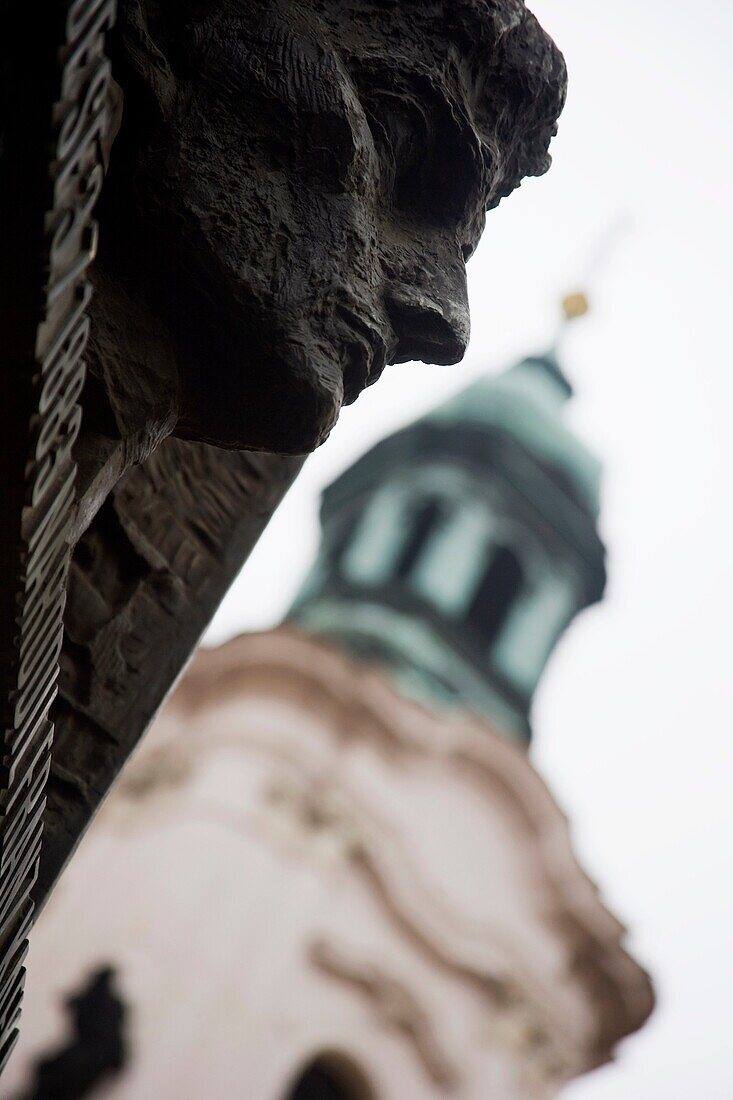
[
  {"xmin": 561, "ymin": 291, "xmax": 590, "ymax": 322},
  {"xmin": 548, "ymin": 215, "xmax": 632, "ymax": 357},
  {"xmin": 560, "ymin": 213, "xmax": 633, "ymax": 330}
]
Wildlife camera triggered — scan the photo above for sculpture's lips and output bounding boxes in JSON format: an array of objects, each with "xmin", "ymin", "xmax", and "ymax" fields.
[{"xmin": 336, "ymin": 304, "xmax": 389, "ymax": 404}]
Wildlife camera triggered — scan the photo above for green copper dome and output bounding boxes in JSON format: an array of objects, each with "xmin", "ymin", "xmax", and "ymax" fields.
[
  {"xmin": 289, "ymin": 352, "xmax": 606, "ymax": 745},
  {"xmin": 429, "ymin": 354, "xmax": 602, "ymax": 520}
]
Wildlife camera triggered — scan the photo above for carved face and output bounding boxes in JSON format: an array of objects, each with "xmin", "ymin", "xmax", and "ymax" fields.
[{"xmin": 96, "ymin": 0, "xmax": 565, "ymax": 454}]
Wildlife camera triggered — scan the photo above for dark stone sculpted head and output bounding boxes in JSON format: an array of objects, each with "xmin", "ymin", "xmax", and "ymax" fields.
[{"xmin": 92, "ymin": 0, "xmax": 566, "ymax": 455}]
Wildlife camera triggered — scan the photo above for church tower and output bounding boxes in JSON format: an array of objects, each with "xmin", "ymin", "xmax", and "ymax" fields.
[{"xmin": 290, "ymin": 349, "xmax": 605, "ymax": 743}]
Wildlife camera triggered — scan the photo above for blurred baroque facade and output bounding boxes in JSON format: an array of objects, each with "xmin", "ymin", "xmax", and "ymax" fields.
[{"xmin": 3, "ymin": 357, "xmax": 652, "ymax": 1100}]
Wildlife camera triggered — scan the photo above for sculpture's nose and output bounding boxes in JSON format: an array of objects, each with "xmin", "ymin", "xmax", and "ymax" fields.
[
  {"xmin": 385, "ymin": 283, "xmax": 470, "ymax": 366},
  {"xmin": 385, "ymin": 288, "xmax": 470, "ymax": 365}
]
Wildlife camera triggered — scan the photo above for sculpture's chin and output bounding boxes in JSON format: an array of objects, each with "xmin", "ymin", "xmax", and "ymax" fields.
[
  {"xmin": 175, "ymin": 407, "xmax": 337, "ymax": 455},
  {"xmin": 175, "ymin": 349, "xmax": 344, "ymax": 455}
]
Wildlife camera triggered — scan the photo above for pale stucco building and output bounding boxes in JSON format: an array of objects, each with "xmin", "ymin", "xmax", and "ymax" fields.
[{"xmin": 4, "ymin": 354, "xmax": 653, "ymax": 1099}]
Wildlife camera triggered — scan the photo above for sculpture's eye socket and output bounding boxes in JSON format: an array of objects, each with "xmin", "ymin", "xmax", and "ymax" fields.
[
  {"xmin": 364, "ymin": 92, "xmax": 431, "ymax": 211},
  {"xmin": 360, "ymin": 80, "xmax": 482, "ymax": 230},
  {"xmin": 370, "ymin": 94, "xmax": 428, "ymax": 196}
]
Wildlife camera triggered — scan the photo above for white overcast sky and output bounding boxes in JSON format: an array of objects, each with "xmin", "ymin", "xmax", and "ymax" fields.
[{"xmin": 205, "ymin": 2, "xmax": 733, "ymax": 1096}]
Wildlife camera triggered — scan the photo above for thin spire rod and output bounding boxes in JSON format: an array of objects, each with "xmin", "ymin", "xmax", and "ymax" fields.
[{"xmin": 551, "ymin": 211, "xmax": 635, "ymax": 355}]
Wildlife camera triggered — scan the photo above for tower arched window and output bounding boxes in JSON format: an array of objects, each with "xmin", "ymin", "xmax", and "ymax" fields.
[
  {"xmin": 393, "ymin": 497, "xmax": 445, "ymax": 579},
  {"xmin": 284, "ymin": 1052, "xmax": 374, "ymax": 1100},
  {"xmin": 467, "ymin": 545, "xmax": 524, "ymax": 642}
]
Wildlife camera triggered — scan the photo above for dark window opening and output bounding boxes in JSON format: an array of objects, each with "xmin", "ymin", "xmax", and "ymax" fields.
[
  {"xmin": 285, "ymin": 1054, "xmax": 373, "ymax": 1100},
  {"xmin": 19, "ymin": 966, "xmax": 127, "ymax": 1100},
  {"xmin": 330, "ymin": 515, "xmax": 358, "ymax": 570},
  {"xmin": 467, "ymin": 545, "xmax": 523, "ymax": 642},
  {"xmin": 393, "ymin": 498, "xmax": 443, "ymax": 579}
]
